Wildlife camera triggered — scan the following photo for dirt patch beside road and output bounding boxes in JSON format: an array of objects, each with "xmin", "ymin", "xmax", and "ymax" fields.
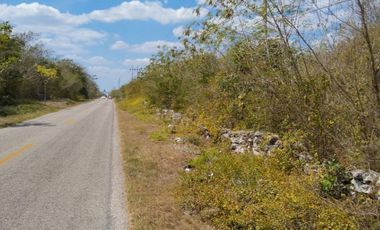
[{"xmin": 117, "ymin": 108, "xmax": 211, "ymax": 230}]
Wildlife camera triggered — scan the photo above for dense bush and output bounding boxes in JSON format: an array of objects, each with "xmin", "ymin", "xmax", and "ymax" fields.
[
  {"xmin": 179, "ymin": 149, "xmax": 358, "ymax": 230},
  {"xmin": 0, "ymin": 22, "xmax": 99, "ymax": 106},
  {"xmin": 0, "ymin": 102, "xmax": 42, "ymax": 116}
]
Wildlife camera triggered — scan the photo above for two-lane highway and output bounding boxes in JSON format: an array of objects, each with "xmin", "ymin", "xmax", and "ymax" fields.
[{"xmin": 0, "ymin": 99, "xmax": 128, "ymax": 230}]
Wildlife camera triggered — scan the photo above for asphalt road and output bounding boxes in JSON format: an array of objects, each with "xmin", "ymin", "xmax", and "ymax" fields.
[{"xmin": 0, "ymin": 99, "xmax": 128, "ymax": 230}]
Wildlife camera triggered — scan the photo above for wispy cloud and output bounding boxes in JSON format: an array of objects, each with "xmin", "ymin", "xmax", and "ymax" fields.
[
  {"xmin": 172, "ymin": 26, "xmax": 185, "ymax": 37},
  {"xmin": 123, "ymin": 58, "xmax": 150, "ymax": 67},
  {"xmin": 89, "ymin": 1, "xmax": 207, "ymax": 24},
  {"xmin": 111, "ymin": 40, "xmax": 182, "ymax": 54}
]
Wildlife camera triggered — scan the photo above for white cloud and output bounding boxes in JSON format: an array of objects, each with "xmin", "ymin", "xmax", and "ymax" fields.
[
  {"xmin": 89, "ymin": 0, "xmax": 207, "ymax": 24},
  {"xmin": 172, "ymin": 26, "xmax": 185, "ymax": 37},
  {"xmin": 123, "ymin": 58, "xmax": 150, "ymax": 67},
  {"xmin": 89, "ymin": 66, "xmax": 127, "ymax": 77},
  {"xmin": 0, "ymin": 2, "xmax": 106, "ymax": 58},
  {"xmin": 87, "ymin": 65, "xmax": 129, "ymax": 89},
  {"xmin": 0, "ymin": 1, "xmax": 207, "ymax": 27},
  {"xmin": 87, "ymin": 56, "xmax": 110, "ymax": 65},
  {"xmin": 0, "ymin": 3, "xmax": 89, "ymax": 26},
  {"xmin": 111, "ymin": 40, "xmax": 128, "ymax": 50},
  {"xmin": 111, "ymin": 40, "xmax": 182, "ymax": 54},
  {"xmin": 130, "ymin": 40, "xmax": 182, "ymax": 53}
]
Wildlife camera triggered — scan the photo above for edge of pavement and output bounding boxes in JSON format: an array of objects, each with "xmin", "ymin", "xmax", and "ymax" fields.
[{"xmin": 109, "ymin": 100, "xmax": 129, "ymax": 230}]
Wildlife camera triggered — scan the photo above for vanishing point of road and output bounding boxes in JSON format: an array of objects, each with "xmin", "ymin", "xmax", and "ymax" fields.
[{"xmin": 0, "ymin": 100, "xmax": 128, "ymax": 230}]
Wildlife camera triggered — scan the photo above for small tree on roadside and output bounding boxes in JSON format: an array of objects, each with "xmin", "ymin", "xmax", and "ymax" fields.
[{"xmin": 36, "ymin": 64, "xmax": 57, "ymax": 102}]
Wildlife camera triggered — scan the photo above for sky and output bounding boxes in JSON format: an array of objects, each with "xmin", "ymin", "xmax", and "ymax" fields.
[{"xmin": 0, "ymin": 0, "xmax": 206, "ymax": 92}]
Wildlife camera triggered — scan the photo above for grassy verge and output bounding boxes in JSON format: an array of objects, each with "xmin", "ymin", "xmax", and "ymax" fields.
[
  {"xmin": 0, "ymin": 100, "xmax": 77, "ymax": 128},
  {"xmin": 116, "ymin": 102, "xmax": 211, "ymax": 229},
  {"xmin": 116, "ymin": 96, "xmax": 380, "ymax": 229}
]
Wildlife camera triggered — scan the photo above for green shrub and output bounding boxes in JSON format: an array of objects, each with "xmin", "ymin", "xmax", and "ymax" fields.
[
  {"xmin": 118, "ymin": 96, "xmax": 155, "ymax": 122},
  {"xmin": 187, "ymin": 135, "xmax": 201, "ymax": 146},
  {"xmin": 0, "ymin": 103, "xmax": 45, "ymax": 117},
  {"xmin": 149, "ymin": 129, "xmax": 169, "ymax": 141},
  {"xmin": 179, "ymin": 149, "xmax": 358, "ymax": 229},
  {"xmin": 319, "ymin": 160, "xmax": 351, "ymax": 199}
]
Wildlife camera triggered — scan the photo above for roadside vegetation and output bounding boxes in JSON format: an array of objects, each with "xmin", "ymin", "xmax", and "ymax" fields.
[
  {"xmin": 117, "ymin": 100, "xmax": 211, "ymax": 230},
  {"xmin": 0, "ymin": 100, "xmax": 77, "ymax": 127},
  {"xmin": 115, "ymin": 0, "xmax": 380, "ymax": 229},
  {"xmin": 0, "ymin": 21, "xmax": 99, "ymax": 126}
]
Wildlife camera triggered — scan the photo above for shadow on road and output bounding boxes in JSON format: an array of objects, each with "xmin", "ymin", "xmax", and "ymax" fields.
[{"xmin": 10, "ymin": 121, "xmax": 55, "ymax": 128}]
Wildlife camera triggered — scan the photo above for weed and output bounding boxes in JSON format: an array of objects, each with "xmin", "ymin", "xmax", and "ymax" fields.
[{"xmin": 149, "ymin": 129, "xmax": 169, "ymax": 141}]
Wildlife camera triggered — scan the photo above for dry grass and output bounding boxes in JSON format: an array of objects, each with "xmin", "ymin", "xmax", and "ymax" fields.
[
  {"xmin": 117, "ymin": 107, "xmax": 212, "ymax": 230},
  {"xmin": 0, "ymin": 100, "xmax": 77, "ymax": 128}
]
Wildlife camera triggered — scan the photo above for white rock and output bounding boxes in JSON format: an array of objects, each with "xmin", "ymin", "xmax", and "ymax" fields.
[
  {"xmin": 175, "ymin": 137, "xmax": 183, "ymax": 143},
  {"xmin": 351, "ymin": 169, "xmax": 365, "ymax": 178},
  {"xmin": 184, "ymin": 165, "xmax": 193, "ymax": 172},
  {"xmin": 362, "ymin": 171, "xmax": 378, "ymax": 184},
  {"xmin": 252, "ymin": 148, "xmax": 262, "ymax": 156}
]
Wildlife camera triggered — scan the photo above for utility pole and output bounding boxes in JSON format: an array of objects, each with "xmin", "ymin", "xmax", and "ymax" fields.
[
  {"xmin": 129, "ymin": 66, "xmax": 143, "ymax": 80},
  {"xmin": 129, "ymin": 66, "xmax": 135, "ymax": 80}
]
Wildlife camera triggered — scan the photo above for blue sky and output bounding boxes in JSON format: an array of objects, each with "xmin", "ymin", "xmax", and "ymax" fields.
[{"xmin": 0, "ymin": 0, "xmax": 205, "ymax": 91}]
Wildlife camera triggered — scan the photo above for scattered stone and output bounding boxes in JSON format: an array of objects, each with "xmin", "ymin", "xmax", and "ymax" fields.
[
  {"xmin": 222, "ymin": 130, "xmax": 255, "ymax": 153},
  {"xmin": 199, "ymin": 125, "xmax": 211, "ymax": 139},
  {"xmin": 157, "ymin": 109, "xmax": 183, "ymax": 124},
  {"xmin": 183, "ymin": 210, "xmax": 192, "ymax": 216},
  {"xmin": 265, "ymin": 135, "xmax": 281, "ymax": 153},
  {"xmin": 184, "ymin": 165, "xmax": 193, "ymax": 172},
  {"xmin": 253, "ymin": 131, "xmax": 263, "ymax": 144},
  {"xmin": 349, "ymin": 169, "xmax": 380, "ymax": 196},
  {"xmin": 221, "ymin": 130, "xmax": 282, "ymax": 155},
  {"xmin": 174, "ymin": 137, "xmax": 184, "ymax": 144},
  {"xmin": 172, "ymin": 112, "xmax": 182, "ymax": 123},
  {"xmin": 168, "ymin": 124, "xmax": 176, "ymax": 133}
]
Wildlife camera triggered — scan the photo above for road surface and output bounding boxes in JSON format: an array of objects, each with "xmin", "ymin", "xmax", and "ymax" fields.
[{"xmin": 0, "ymin": 99, "xmax": 128, "ymax": 230}]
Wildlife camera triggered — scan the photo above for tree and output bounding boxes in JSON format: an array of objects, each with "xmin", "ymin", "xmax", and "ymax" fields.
[{"xmin": 36, "ymin": 64, "xmax": 57, "ymax": 102}]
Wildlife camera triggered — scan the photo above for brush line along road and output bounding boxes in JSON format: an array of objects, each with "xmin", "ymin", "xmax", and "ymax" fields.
[{"xmin": 0, "ymin": 100, "xmax": 128, "ymax": 230}]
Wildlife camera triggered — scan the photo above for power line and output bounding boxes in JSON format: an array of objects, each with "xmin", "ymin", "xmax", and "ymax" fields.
[{"xmin": 129, "ymin": 66, "xmax": 144, "ymax": 80}]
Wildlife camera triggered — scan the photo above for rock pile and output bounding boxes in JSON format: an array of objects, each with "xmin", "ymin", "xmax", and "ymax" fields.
[
  {"xmin": 221, "ymin": 129, "xmax": 281, "ymax": 155},
  {"xmin": 156, "ymin": 109, "xmax": 182, "ymax": 123}
]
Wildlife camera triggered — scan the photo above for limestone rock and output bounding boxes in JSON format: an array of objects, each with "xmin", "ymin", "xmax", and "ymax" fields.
[
  {"xmin": 184, "ymin": 165, "xmax": 193, "ymax": 173},
  {"xmin": 175, "ymin": 137, "xmax": 184, "ymax": 144},
  {"xmin": 157, "ymin": 109, "xmax": 182, "ymax": 124},
  {"xmin": 221, "ymin": 130, "xmax": 283, "ymax": 156},
  {"xmin": 349, "ymin": 169, "xmax": 380, "ymax": 196}
]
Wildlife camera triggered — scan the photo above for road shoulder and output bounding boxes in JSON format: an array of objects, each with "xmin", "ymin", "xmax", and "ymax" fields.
[
  {"xmin": 116, "ymin": 105, "xmax": 211, "ymax": 229},
  {"xmin": 110, "ymin": 101, "xmax": 129, "ymax": 229}
]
